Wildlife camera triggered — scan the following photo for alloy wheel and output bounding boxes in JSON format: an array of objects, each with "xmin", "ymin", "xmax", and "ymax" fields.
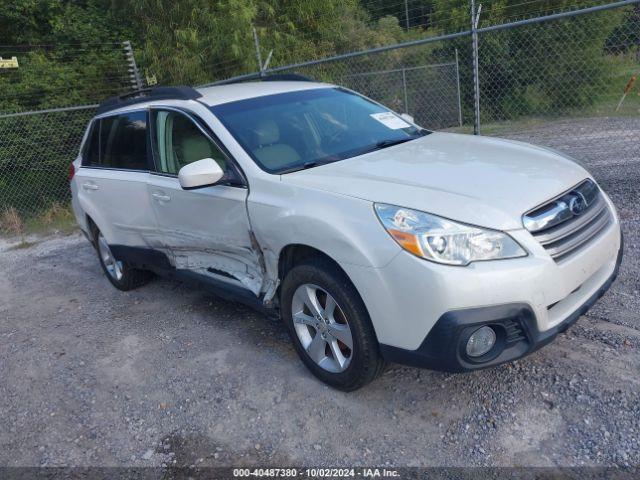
[
  {"xmin": 291, "ymin": 283, "xmax": 354, "ymax": 373},
  {"xmin": 97, "ymin": 232, "xmax": 124, "ymax": 281}
]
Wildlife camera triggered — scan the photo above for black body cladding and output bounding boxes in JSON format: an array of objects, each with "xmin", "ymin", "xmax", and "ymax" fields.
[{"xmin": 380, "ymin": 237, "xmax": 623, "ymax": 372}]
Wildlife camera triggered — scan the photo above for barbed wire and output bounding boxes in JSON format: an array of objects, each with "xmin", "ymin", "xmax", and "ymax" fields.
[
  {"xmin": 0, "ymin": 42, "xmax": 126, "ymax": 48},
  {"xmin": 358, "ymin": 0, "xmax": 620, "ymax": 29}
]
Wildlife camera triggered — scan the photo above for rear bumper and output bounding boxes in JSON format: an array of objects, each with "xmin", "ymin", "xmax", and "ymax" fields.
[{"xmin": 379, "ymin": 237, "xmax": 623, "ymax": 372}]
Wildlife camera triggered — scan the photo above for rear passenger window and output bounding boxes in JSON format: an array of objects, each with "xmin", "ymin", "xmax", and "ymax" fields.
[{"xmin": 100, "ymin": 111, "xmax": 149, "ymax": 170}]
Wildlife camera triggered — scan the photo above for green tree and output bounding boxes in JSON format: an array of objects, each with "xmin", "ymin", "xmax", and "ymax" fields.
[
  {"xmin": 125, "ymin": 0, "xmax": 398, "ymax": 84},
  {"xmin": 126, "ymin": 0, "xmax": 257, "ymax": 85},
  {"xmin": 430, "ymin": 0, "xmax": 624, "ymax": 120},
  {"xmin": 0, "ymin": 0, "xmax": 137, "ymax": 113}
]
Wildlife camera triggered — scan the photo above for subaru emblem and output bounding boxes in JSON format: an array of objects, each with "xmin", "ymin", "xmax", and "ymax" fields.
[{"xmin": 568, "ymin": 194, "xmax": 587, "ymax": 215}]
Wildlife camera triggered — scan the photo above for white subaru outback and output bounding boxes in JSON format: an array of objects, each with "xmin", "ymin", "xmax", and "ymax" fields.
[{"xmin": 70, "ymin": 78, "xmax": 622, "ymax": 390}]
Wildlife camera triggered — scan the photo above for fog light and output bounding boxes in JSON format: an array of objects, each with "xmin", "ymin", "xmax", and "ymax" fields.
[{"xmin": 466, "ymin": 326, "xmax": 496, "ymax": 357}]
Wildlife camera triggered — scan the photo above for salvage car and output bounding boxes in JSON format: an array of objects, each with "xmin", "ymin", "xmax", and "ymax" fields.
[{"xmin": 70, "ymin": 77, "xmax": 622, "ymax": 390}]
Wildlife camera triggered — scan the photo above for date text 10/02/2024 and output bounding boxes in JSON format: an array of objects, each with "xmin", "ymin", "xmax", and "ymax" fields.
[{"xmin": 232, "ymin": 468, "xmax": 400, "ymax": 478}]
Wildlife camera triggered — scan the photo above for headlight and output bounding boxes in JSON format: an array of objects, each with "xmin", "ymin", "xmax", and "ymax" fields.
[{"xmin": 374, "ymin": 203, "xmax": 527, "ymax": 266}]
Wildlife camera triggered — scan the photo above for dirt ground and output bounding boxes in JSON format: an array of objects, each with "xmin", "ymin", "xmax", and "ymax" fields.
[{"xmin": 1, "ymin": 117, "xmax": 639, "ymax": 468}]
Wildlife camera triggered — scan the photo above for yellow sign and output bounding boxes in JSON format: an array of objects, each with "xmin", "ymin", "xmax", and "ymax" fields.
[
  {"xmin": 146, "ymin": 73, "xmax": 158, "ymax": 86},
  {"xmin": 0, "ymin": 56, "xmax": 19, "ymax": 69}
]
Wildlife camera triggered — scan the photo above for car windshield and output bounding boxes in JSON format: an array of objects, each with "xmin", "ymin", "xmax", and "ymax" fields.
[{"xmin": 210, "ymin": 87, "xmax": 429, "ymax": 174}]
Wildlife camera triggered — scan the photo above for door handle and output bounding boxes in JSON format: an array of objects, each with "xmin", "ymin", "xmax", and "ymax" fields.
[
  {"xmin": 152, "ymin": 192, "xmax": 171, "ymax": 202},
  {"xmin": 82, "ymin": 183, "xmax": 99, "ymax": 191}
]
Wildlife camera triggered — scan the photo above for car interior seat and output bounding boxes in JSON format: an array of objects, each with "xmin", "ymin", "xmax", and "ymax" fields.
[{"xmin": 251, "ymin": 119, "xmax": 301, "ymax": 170}]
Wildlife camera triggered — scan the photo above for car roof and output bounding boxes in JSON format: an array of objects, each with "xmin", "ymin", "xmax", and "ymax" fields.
[
  {"xmin": 196, "ymin": 81, "xmax": 332, "ymax": 107},
  {"xmin": 96, "ymin": 81, "xmax": 334, "ymax": 117}
]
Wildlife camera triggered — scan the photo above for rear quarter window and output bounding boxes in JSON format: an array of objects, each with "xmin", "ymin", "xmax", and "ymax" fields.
[{"xmin": 82, "ymin": 121, "xmax": 100, "ymax": 166}]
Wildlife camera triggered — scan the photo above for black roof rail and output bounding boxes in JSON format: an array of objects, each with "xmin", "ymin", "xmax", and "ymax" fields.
[
  {"xmin": 260, "ymin": 73, "xmax": 314, "ymax": 82},
  {"xmin": 96, "ymin": 86, "xmax": 202, "ymax": 115},
  {"xmin": 216, "ymin": 73, "xmax": 314, "ymax": 86}
]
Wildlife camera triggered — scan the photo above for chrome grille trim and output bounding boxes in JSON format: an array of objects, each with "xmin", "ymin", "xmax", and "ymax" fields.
[
  {"xmin": 535, "ymin": 195, "xmax": 607, "ymax": 245},
  {"xmin": 543, "ymin": 207, "xmax": 610, "ymax": 260},
  {"xmin": 523, "ymin": 179, "xmax": 612, "ymax": 262}
]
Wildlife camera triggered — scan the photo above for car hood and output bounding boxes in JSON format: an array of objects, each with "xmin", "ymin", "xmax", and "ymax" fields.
[{"xmin": 281, "ymin": 132, "xmax": 591, "ymax": 230}]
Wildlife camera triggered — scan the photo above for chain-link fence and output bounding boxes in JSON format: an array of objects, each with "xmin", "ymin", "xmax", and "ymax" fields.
[
  {"xmin": 0, "ymin": 42, "xmax": 139, "ymax": 229},
  {"xmin": 269, "ymin": 43, "xmax": 469, "ymax": 130},
  {"xmin": 208, "ymin": 0, "xmax": 639, "ymax": 169},
  {"xmin": 475, "ymin": 2, "xmax": 640, "ymax": 168},
  {"xmin": 340, "ymin": 59, "xmax": 463, "ymax": 129},
  {"xmin": 0, "ymin": 1, "xmax": 639, "ymax": 230},
  {"xmin": 0, "ymin": 106, "xmax": 96, "ymax": 219}
]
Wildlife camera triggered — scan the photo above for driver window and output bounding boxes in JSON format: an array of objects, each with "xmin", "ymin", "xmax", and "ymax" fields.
[{"xmin": 151, "ymin": 110, "xmax": 227, "ymax": 175}]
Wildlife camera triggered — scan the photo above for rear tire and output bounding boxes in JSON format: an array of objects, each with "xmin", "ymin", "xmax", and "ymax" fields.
[
  {"xmin": 93, "ymin": 227, "xmax": 152, "ymax": 291},
  {"xmin": 280, "ymin": 257, "xmax": 386, "ymax": 391}
]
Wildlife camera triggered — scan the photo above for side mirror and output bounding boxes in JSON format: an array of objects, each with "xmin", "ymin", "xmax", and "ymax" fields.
[
  {"xmin": 400, "ymin": 113, "xmax": 414, "ymax": 124},
  {"xmin": 178, "ymin": 158, "xmax": 224, "ymax": 190}
]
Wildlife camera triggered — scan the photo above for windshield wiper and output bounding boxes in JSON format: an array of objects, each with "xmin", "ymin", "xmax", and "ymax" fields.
[
  {"xmin": 278, "ymin": 130, "xmax": 432, "ymax": 174},
  {"xmin": 370, "ymin": 130, "xmax": 431, "ymax": 152},
  {"xmin": 278, "ymin": 160, "xmax": 332, "ymax": 174},
  {"xmin": 375, "ymin": 137, "xmax": 414, "ymax": 149},
  {"xmin": 354, "ymin": 132, "xmax": 428, "ymax": 157}
]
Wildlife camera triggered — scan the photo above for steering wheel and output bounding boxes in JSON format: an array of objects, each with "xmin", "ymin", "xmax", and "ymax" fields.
[{"xmin": 326, "ymin": 127, "xmax": 349, "ymax": 146}]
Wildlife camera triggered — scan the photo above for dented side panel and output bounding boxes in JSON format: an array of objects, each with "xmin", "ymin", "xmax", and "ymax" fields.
[
  {"xmin": 244, "ymin": 175, "xmax": 404, "ymax": 306},
  {"xmin": 146, "ymin": 174, "xmax": 265, "ymax": 295}
]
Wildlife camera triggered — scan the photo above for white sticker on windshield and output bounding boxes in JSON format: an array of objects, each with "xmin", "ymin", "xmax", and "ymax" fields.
[{"xmin": 370, "ymin": 112, "xmax": 411, "ymax": 130}]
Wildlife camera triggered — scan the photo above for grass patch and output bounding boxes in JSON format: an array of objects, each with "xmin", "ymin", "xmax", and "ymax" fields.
[
  {"xmin": 588, "ymin": 53, "xmax": 640, "ymax": 117},
  {"xmin": 7, "ymin": 240, "xmax": 39, "ymax": 251},
  {"xmin": 0, "ymin": 207, "xmax": 24, "ymax": 237},
  {"xmin": 1, "ymin": 202, "xmax": 77, "ymax": 239},
  {"xmin": 24, "ymin": 202, "xmax": 77, "ymax": 236},
  {"xmin": 443, "ymin": 52, "xmax": 639, "ymax": 136}
]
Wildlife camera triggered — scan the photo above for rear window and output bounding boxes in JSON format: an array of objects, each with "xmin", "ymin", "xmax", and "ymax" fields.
[{"xmin": 82, "ymin": 111, "xmax": 149, "ymax": 170}]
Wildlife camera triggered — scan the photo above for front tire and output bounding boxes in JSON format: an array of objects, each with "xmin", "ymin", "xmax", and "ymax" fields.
[
  {"xmin": 93, "ymin": 228, "xmax": 152, "ymax": 291},
  {"xmin": 280, "ymin": 258, "xmax": 386, "ymax": 391}
]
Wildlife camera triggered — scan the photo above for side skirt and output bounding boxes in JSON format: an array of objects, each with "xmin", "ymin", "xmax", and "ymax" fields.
[{"xmin": 109, "ymin": 245, "xmax": 279, "ymax": 319}]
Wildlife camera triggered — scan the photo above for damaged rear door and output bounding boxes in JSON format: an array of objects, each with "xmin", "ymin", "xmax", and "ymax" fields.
[{"xmin": 146, "ymin": 107, "xmax": 265, "ymax": 295}]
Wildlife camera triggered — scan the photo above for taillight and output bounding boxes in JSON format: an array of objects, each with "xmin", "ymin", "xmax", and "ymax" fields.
[{"xmin": 68, "ymin": 162, "xmax": 75, "ymax": 182}]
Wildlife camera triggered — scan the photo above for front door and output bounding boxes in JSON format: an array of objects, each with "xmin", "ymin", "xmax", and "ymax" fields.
[{"xmin": 146, "ymin": 108, "xmax": 264, "ymax": 296}]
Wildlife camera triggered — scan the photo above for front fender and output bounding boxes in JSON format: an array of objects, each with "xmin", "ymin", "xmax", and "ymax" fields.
[{"xmin": 247, "ymin": 181, "xmax": 401, "ymax": 286}]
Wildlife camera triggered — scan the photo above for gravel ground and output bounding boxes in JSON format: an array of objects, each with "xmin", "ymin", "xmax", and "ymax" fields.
[{"xmin": 1, "ymin": 117, "xmax": 639, "ymax": 468}]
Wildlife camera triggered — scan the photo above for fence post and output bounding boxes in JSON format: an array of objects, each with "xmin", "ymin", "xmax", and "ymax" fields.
[
  {"xmin": 123, "ymin": 41, "xmax": 143, "ymax": 91},
  {"xmin": 404, "ymin": 0, "xmax": 410, "ymax": 30},
  {"xmin": 402, "ymin": 68, "xmax": 409, "ymax": 113},
  {"xmin": 455, "ymin": 48, "xmax": 463, "ymax": 127},
  {"xmin": 252, "ymin": 27, "xmax": 264, "ymax": 76},
  {"xmin": 470, "ymin": 1, "xmax": 481, "ymax": 135}
]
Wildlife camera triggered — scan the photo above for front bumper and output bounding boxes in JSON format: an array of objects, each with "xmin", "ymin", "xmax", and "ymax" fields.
[{"xmin": 379, "ymin": 235, "xmax": 623, "ymax": 372}]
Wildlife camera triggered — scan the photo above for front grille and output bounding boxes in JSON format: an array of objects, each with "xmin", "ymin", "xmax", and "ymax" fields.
[{"xmin": 523, "ymin": 179, "xmax": 612, "ymax": 262}]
